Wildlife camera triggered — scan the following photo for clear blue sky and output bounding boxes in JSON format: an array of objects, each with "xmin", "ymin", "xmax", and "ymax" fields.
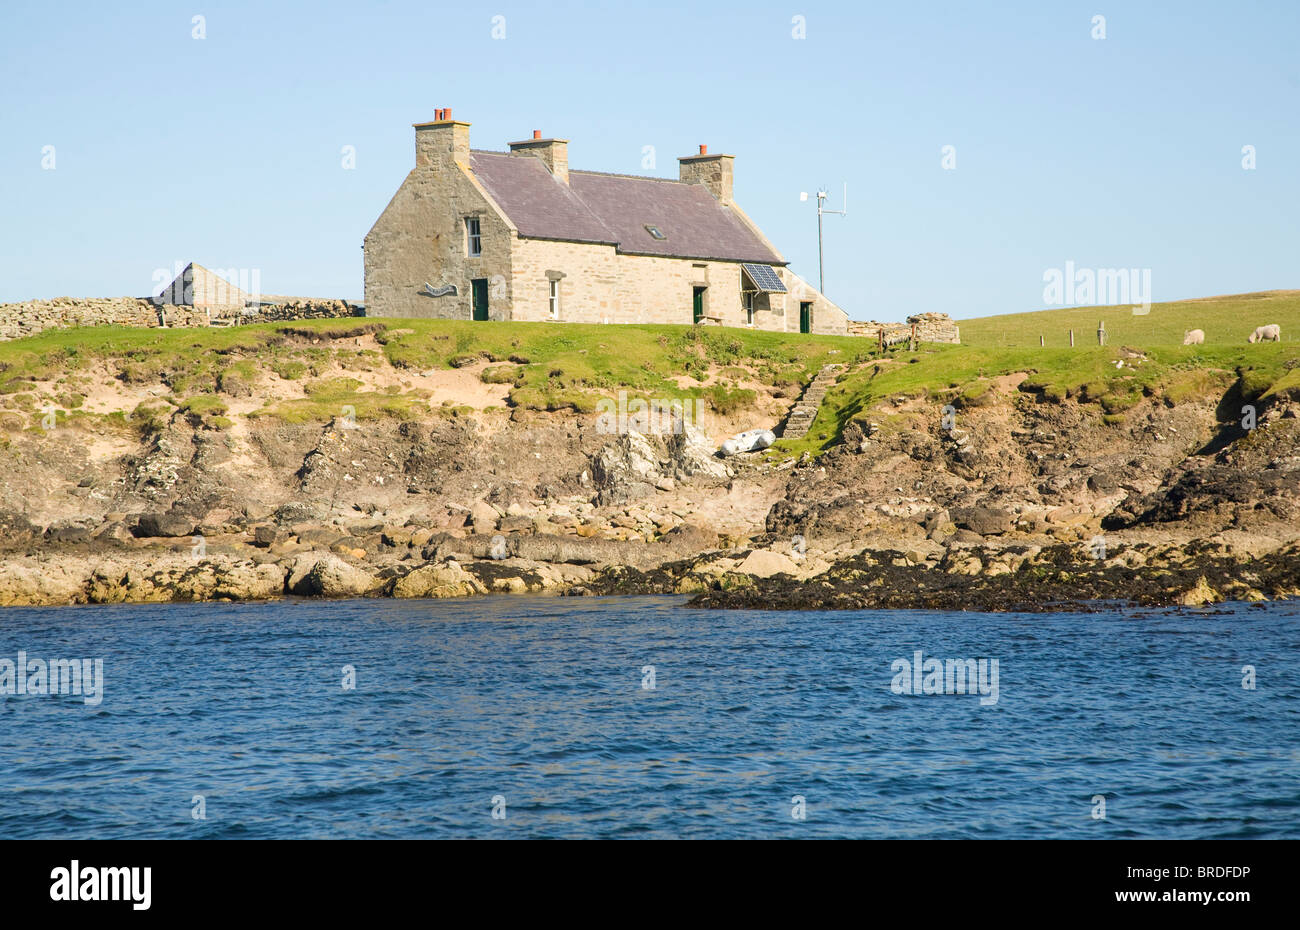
[{"xmin": 1, "ymin": 0, "xmax": 1296, "ymax": 319}]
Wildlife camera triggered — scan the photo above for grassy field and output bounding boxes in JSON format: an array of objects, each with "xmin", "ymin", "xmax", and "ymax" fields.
[{"xmin": 958, "ymin": 290, "xmax": 1300, "ymax": 348}]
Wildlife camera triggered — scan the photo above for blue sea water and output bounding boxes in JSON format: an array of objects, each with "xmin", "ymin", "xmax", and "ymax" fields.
[{"xmin": 0, "ymin": 596, "xmax": 1296, "ymax": 839}]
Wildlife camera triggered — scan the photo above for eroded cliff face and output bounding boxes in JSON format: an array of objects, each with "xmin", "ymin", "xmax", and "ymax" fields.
[
  {"xmin": 1, "ymin": 360, "xmax": 1297, "ymax": 608},
  {"xmin": 764, "ymin": 383, "xmax": 1300, "ymax": 554},
  {"xmin": 687, "ymin": 382, "xmax": 1300, "ymax": 611},
  {"xmin": 0, "ymin": 398, "xmax": 784, "ymax": 605}
]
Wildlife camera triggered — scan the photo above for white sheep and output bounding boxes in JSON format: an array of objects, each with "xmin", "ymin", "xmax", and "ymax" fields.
[
  {"xmin": 1182, "ymin": 329, "xmax": 1205, "ymax": 345},
  {"xmin": 1248, "ymin": 324, "xmax": 1281, "ymax": 343}
]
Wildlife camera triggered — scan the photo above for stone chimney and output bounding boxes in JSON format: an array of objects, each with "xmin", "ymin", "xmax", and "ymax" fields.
[
  {"xmin": 508, "ymin": 131, "xmax": 569, "ymax": 184},
  {"xmin": 414, "ymin": 108, "xmax": 470, "ymax": 170},
  {"xmin": 678, "ymin": 144, "xmax": 734, "ymax": 203}
]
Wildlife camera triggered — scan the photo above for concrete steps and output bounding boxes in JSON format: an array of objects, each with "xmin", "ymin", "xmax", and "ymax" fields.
[{"xmin": 781, "ymin": 363, "xmax": 843, "ymax": 440}]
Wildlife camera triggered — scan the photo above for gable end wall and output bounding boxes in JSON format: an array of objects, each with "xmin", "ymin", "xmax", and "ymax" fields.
[{"xmin": 363, "ymin": 162, "xmax": 513, "ymax": 320}]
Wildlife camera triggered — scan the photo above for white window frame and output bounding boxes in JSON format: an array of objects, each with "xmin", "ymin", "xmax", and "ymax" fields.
[
  {"xmin": 549, "ymin": 279, "xmax": 560, "ymax": 319},
  {"xmin": 465, "ymin": 217, "xmax": 482, "ymax": 257}
]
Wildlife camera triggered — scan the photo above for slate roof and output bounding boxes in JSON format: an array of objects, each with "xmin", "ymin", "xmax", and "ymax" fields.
[{"xmin": 468, "ymin": 151, "xmax": 784, "ymax": 265}]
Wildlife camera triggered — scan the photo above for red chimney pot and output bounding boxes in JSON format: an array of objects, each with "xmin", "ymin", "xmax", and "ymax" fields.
[
  {"xmin": 533, "ymin": 130, "xmax": 542, "ymax": 140},
  {"xmin": 699, "ymin": 144, "xmax": 707, "ymax": 155},
  {"xmin": 443, "ymin": 107, "xmax": 452, "ymax": 120}
]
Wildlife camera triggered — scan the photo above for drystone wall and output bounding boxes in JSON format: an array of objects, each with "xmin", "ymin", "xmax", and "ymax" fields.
[
  {"xmin": 0, "ymin": 297, "xmax": 361, "ymax": 341},
  {"xmin": 848, "ymin": 312, "xmax": 960, "ymax": 345}
]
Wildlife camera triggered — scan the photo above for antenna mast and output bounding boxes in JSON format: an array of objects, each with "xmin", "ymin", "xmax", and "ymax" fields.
[{"xmin": 803, "ymin": 183, "xmax": 847, "ymax": 296}]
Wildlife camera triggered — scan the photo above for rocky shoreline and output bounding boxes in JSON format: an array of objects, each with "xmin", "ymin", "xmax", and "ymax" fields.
[
  {"xmin": 679, "ymin": 542, "xmax": 1300, "ymax": 612},
  {"xmin": 2, "ymin": 321, "xmax": 1299, "ymax": 612},
  {"xmin": 3, "ymin": 525, "xmax": 1297, "ymax": 613}
]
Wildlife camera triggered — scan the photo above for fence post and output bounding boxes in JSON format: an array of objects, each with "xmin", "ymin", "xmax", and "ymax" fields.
[
  {"xmin": 1069, "ymin": 329, "xmax": 1074, "ymax": 347},
  {"xmin": 1097, "ymin": 321, "xmax": 1106, "ymax": 346},
  {"xmin": 1039, "ymin": 335, "xmax": 1045, "ymax": 347}
]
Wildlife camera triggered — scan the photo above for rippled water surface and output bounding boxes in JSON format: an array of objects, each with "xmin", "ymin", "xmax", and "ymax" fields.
[{"xmin": 1, "ymin": 596, "xmax": 1296, "ymax": 838}]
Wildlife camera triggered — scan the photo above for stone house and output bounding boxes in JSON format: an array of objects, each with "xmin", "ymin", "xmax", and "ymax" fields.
[
  {"xmin": 154, "ymin": 262, "xmax": 252, "ymax": 309},
  {"xmin": 363, "ymin": 110, "xmax": 848, "ymax": 334}
]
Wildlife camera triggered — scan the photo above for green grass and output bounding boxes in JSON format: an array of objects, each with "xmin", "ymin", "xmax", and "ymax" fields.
[
  {"xmin": 272, "ymin": 359, "xmax": 308, "ymax": 380},
  {"xmin": 758, "ymin": 288, "xmax": 1300, "ymax": 458},
  {"xmin": 770, "ymin": 340, "xmax": 1300, "ymax": 457},
  {"xmin": 252, "ymin": 373, "xmax": 428, "ymax": 424},
  {"xmin": 4, "ymin": 299, "xmax": 1298, "ymax": 452},
  {"xmin": 0, "ymin": 318, "xmax": 869, "ymax": 417},
  {"xmin": 958, "ymin": 290, "xmax": 1300, "ymax": 347},
  {"xmin": 375, "ymin": 319, "xmax": 872, "ymax": 411},
  {"xmin": 178, "ymin": 395, "xmax": 228, "ymax": 417}
]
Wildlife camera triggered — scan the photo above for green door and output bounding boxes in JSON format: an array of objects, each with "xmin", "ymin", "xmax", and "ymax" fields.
[
  {"xmin": 799, "ymin": 302, "xmax": 812, "ymax": 334},
  {"xmin": 693, "ymin": 287, "xmax": 705, "ymax": 324},
  {"xmin": 471, "ymin": 279, "xmax": 489, "ymax": 321}
]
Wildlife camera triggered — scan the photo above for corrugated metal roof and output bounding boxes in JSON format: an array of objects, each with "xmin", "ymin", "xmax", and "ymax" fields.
[{"xmin": 468, "ymin": 151, "xmax": 784, "ymax": 265}]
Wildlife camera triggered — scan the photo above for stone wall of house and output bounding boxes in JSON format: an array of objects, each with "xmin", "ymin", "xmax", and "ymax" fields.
[
  {"xmin": 775, "ymin": 268, "xmax": 851, "ymax": 335},
  {"xmin": 507, "ymin": 238, "xmax": 850, "ymax": 335},
  {"xmin": 363, "ymin": 123, "xmax": 514, "ymax": 321},
  {"xmin": 848, "ymin": 312, "xmax": 960, "ymax": 345},
  {"xmin": 510, "ymin": 239, "xmax": 747, "ymax": 326},
  {"xmin": 0, "ymin": 297, "xmax": 360, "ymax": 341}
]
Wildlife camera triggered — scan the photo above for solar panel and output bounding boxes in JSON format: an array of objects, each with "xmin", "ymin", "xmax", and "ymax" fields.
[{"xmin": 741, "ymin": 263, "xmax": 788, "ymax": 293}]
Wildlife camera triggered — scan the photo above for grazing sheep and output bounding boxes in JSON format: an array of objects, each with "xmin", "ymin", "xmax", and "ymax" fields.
[
  {"xmin": 1248, "ymin": 324, "xmax": 1281, "ymax": 343},
  {"xmin": 1183, "ymin": 329, "xmax": 1205, "ymax": 345}
]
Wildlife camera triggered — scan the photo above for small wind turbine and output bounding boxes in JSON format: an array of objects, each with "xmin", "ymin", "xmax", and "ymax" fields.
[{"xmin": 800, "ymin": 183, "xmax": 847, "ymax": 296}]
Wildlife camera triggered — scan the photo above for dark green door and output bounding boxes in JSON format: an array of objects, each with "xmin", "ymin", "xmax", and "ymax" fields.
[
  {"xmin": 471, "ymin": 279, "xmax": 489, "ymax": 321},
  {"xmin": 693, "ymin": 287, "xmax": 705, "ymax": 324},
  {"xmin": 799, "ymin": 302, "xmax": 812, "ymax": 334}
]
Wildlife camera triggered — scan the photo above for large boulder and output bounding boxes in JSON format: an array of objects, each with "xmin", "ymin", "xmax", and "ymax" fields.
[
  {"xmin": 289, "ymin": 553, "xmax": 376, "ymax": 597},
  {"xmin": 93, "ymin": 521, "xmax": 135, "ymax": 544},
  {"xmin": 44, "ymin": 524, "xmax": 92, "ymax": 544},
  {"xmin": 0, "ymin": 557, "xmax": 86, "ymax": 606},
  {"xmin": 658, "ymin": 523, "xmax": 722, "ymax": 556},
  {"xmin": 0, "ymin": 511, "xmax": 39, "ymax": 546},
  {"xmin": 668, "ymin": 423, "xmax": 732, "ymax": 479},
  {"xmin": 591, "ymin": 431, "xmax": 661, "ymax": 490},
  {"xmin": 467, "ymin": 500, "xmax": 501, "ymax": 532},
  {"xmin": 134, "ymin": 512, "xmax": 196, "ymax": 538},
  {"xmin": 949, "ymin": 506, "xmax": 1014, "ymax": 536},
  {"xmin": 214, "ymin": 562, "xmax": 286, "ymax": 600},
  {"xmin": 252, "ymin": 524, "xmax": 283, "ymax": 547},
  {"xmin": 497, "ymin": 514, "xmax": 535, "ymax": 535},
  {"xmin": 512, "ymin": 533, "xmax": 632, "ymax": 566},
  {"xmin": 391, "ymin": 560, "xmax": 487, "ymax": 598},
  {"xmin": 736, "ymin": 549, "xmax": 801, "ymax": 579},
  {"xmin": 295, "ymin": 526, "xmax": 344, "ymax": 548}
]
